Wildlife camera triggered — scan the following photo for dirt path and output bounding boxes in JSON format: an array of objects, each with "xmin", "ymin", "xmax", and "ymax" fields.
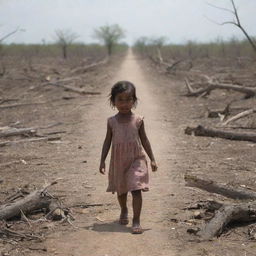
[{"xmin": 46, "ymin": 49, "xmax": 178, "ymax": 256}]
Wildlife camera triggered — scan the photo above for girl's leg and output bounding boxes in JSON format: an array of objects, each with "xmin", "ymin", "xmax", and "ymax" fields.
[
  {"xmin": 117, "ymin": 192, "xmax": 128, "ymax": 225},
  {"xmin": 131, "ymin": 189, "xmax": 142, "ymax": 234}
]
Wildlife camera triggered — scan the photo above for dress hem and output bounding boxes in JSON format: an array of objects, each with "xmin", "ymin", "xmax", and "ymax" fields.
[{"xmin": 106, "ymin": 186, "xmax": 149, "ymax": 195}]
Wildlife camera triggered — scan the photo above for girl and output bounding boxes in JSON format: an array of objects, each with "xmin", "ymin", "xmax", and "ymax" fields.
[{"xmin": 99, "ymin": 80, "xmax": 157, "ymax": 234}]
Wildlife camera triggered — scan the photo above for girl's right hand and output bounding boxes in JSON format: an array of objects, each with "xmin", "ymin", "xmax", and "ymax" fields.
[
  {"xmin": 151, "ymin": 160, "xmax": 158, "ymax": 172},
  {"xmin": 99, "ymin": 162, "xmax": 106, "ymax": 174}
]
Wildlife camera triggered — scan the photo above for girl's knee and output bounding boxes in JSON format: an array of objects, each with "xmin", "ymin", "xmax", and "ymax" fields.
[{"xmin": 131, "ymin": 189, "xmax": 142, "ymax": 196}]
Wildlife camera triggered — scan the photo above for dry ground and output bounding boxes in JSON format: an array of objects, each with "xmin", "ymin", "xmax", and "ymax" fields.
[{"xmin": 0, "ymin": 49, "xmax": 256, "ymax": 256}]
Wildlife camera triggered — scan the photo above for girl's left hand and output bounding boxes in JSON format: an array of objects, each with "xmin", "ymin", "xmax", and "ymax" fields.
[{"xmin": 151, "ymin": 160, "xmax": 158, "ymax": 172}]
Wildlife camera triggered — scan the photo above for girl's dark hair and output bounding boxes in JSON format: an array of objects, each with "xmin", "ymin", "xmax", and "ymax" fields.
[{"xmin": 109, "ymin": 80, "xmax": 138, "ymax": 108}]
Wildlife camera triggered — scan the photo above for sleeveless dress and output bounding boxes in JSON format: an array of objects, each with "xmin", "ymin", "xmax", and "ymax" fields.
[{"xmin": 107, "ymin": 114, "xmax": 149, "ymax": 195}]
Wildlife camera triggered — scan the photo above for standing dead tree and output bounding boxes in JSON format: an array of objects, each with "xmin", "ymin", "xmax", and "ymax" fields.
[
  {"xmin": 55, "ymin": 29, "xmax": 79, "ymax": 59},
  {"xmin": 208, "ymin": 0, "xmax": 256, "ymax": 53},
  {"xmin": 93, "ymin": 24, "xmax": 125, "ymax": 56},
  {"xmin": 0, "ymin": 27, "xmax": 22, "ymax": 43}
]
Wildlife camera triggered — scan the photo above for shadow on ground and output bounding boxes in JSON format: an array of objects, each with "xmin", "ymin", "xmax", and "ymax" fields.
[{"xmin": 85, "ymin": 221, "xmax": 151, "ymax": 234}]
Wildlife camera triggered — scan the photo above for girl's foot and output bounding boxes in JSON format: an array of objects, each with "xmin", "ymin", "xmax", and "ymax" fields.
[
  {"xmin": 119, "ymin": 211, "xmax": 129, "ymax": 225},
  {"xmin": 131, "ymin": 223, "xmax": 143, "ymax": 234}
]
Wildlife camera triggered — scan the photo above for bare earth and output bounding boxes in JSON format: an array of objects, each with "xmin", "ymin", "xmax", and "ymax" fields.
[
  {"xmin": 45, "ymin": 49, "xmax": 177, "ymax": 256},
  {"xmin": 1, "ymin": 49, "xmax": 256, "ymax": 256}
]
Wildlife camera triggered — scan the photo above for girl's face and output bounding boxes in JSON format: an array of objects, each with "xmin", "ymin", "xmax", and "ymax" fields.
[{"xmin": 114, "ymin": 90, "xmax": 134, "ymax": 114}]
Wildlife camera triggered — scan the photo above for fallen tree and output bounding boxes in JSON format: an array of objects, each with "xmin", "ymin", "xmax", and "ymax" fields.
[
  {"xmin": 0, "ymin": 127, "xmax": 37, "ymax": 138},
  {"xmin": 185, "ymin": 125, "xmax": 256, "ymax": 143},
  {"xmin": 185, "ymin": 174, "xmax": 256, "ymax": 240},
  {"xmin": 185, "ymin": 175, "xmax": 256, "ymax": 200},
  {"xmin": 0, "ymin": 180, "xmax": 65, "ymax": 221},
  {"xmin": 222, "ymin": 108, "xmax": 256, "ymax": 126},
  {"xmin": 0, "ymin": 136, "xmax": 61, "ymax": 147},
  {"xmin": 70, "ymin": 58, "xmax": 108, "ymax": 74},
  {"xmin": 48, "ymin": 82, "xmax": 101, "ymax": 95},
  {"xmin": 184, "ymin": 78, "xmax": 256, "ymax": 99}
]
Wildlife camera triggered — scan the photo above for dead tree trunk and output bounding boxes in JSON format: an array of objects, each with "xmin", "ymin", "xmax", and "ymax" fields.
[
  {"xmin": 0, "ymin": 181, "xmax": 63, "ymax": 221},
  {"xmin": 0, "ymin": 127, "xmax": 37, "ymax": 138},
  {"xmin": 185, "ymin": 174, "xmax": 256, "ymax": 200},
  {"xmin": 185, "ymin": 125, "xmax": 256, "ymax": 143},
  {"xmin": 222, "ymin": 108, "xmax": 256, "ymax": 126},
  {"xmin": 0, "ymin": 190, "xmax": 52, "ymax": 220},
  {"xmin": 185, "ymin": 174, "xmax": 256, "ymax": 240},
  {"xmin": 198, "ymin": 202, "xmax": 256, "ymax": 240},
  {"xmin": 185, "ymin": 78, "xmax": 256, "ymax": 99}
]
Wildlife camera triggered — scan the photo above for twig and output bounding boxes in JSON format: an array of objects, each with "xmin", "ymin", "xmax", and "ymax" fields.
[{"xmin": 20, "ymin": 209, "xmax": 32, "ymax": 227}]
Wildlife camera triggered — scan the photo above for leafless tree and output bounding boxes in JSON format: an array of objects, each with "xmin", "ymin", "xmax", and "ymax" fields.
[
  {"xmin": 0, "ymin": 27, "xmax": 23, "ymax": 43},
  {"xmin": 208, "ymin": 0, "xmax": 256, "ymax": 53},
  {"xmin": 93, "ymin": 24, "xmax": 125, "ymax": 56},
  {"xmin": 55, "ymin": 29, "xmax": 79, "ymax": 59}
]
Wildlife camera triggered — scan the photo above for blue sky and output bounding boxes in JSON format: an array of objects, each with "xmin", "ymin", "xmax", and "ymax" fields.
[{"xmin": 0, "ymin": 0, "xmax": 255, "ymax": 45}]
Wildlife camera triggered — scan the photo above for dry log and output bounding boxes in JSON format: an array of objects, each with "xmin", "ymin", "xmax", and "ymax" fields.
[
  {"xmin": 47, "ymin": 82, "xmax": 101, "ymax": 95},
  {"xmin": 185, "ymin": 125, "xmax": 256, "ymax": 143},
  {"xmin": 185, "ymin": 174, "xmax": 256, "ymax": 200},
  {"xmin": 185, "ymin": 78, "xmax": 256, "ymax": 98},
  {"xmin": 70, "ymin": 58, "xmax": 108, "ymax": 74},
  {"xmin": 183, "ymin": 200, "xmax": 223, "ymax": 212},
  {"xmin": 0, "ymin": 190, "xmax": 52, "ymax": 220},
  {"xmin": 0, "ymin": 127, "xmax": 37, "ymax": 138},
  {"xmin": 185, "ymin": 175, "xmax": 256, "ymax": 240},
  {"xmin": 207, "ymin": 106, "xmax": 230, "ymax": 119},
  {"xmin": 0, "ymin": 102, "xmax": 47, "ymax": 109},
  {"xmin": 0, "ymin": 225, "xmax": 42, "ymax": 241},
  {"xmin": 222, "ymin": 108, "xmax": 256, "ymax": 126},
  {"xmin": 0, "ymin": 180, "xmax": 61, "ymax": 221},
  {"xmin": 208, "ymin": 106, "xmax": 248, "ymax": 118},
  {"xmin": 0, "ymin": 98, "xmax": 18, "ymax": 105},
  {"xmin": 198, "ymin": 201, "xmax": 256, "ymax": 240},
  {"xmin": 0, "ymin": 136, "xmax": 61, "ymax": 147},
  {"xmin": 151, "ymin": 49, "xmax": 185, "ymax": 73},
  {"xmin": 0, "ymin": 160, "xmax": 22, "ymax": 168}
]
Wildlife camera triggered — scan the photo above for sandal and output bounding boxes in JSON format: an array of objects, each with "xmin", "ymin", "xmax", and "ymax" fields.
[
  {"xmin": 131, "ymin": 225, "xmax": 143, "ymax": 234},
  {"xmin": 119, "ymin": 215, "xmax": 129, "ymax": 225}
]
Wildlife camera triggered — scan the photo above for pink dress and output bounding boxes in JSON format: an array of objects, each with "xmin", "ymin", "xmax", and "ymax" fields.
[{"xmin": 107, "ymin": 114, "xmax": 149, "ymax": 195}]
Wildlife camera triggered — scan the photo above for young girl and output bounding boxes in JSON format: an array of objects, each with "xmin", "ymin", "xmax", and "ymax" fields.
[{"xmin": 99, "ymin": 80, "xmax": 157, "ymax": 234}]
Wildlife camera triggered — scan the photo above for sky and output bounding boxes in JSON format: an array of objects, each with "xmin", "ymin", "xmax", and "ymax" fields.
[{"xmin": 0, "ymin": 0, "xmax": 255, "ymax": 45}]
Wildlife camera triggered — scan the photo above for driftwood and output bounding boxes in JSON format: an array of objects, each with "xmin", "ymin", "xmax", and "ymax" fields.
[
  {"xmin": 222, "ymin": 108, "xmax": 256, "ymax": 126},
  {"xmin": 185, "ymin": 78, "xmax": 256, "ymax": 98},
  {"xmin": 185, "ymin": 174, "xmax": 256, "ymax": 240},
  {"xmin": 185, "ymin": 125, "xmax": 256, "ymax": 143},
  {"xmin": 0, "ymin": 127, "xmax": 37, "ymax": 138}
]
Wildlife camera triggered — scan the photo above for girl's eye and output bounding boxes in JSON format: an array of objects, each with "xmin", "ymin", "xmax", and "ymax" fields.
[{"xmin": 116, "ymin": 98, "xmax": 133, "ymax": 102}]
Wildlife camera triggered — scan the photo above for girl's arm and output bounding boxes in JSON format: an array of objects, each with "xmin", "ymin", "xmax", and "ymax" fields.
[
  {"xmin": 99, "ymin": 122, "xmax": 112, "ymax": 174},
  {"xmin": 139, "ymin": 120, "xmax": 158, "ymax": 172}
]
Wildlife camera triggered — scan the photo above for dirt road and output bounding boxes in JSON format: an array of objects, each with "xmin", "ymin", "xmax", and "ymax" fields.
[
  {"xmin": 46, "ymin": 49, "xmax": 179, "ymax": 256},
  {"xmin": 2, "ymin": 46, "xmax": 256, "ymax": 256}
]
